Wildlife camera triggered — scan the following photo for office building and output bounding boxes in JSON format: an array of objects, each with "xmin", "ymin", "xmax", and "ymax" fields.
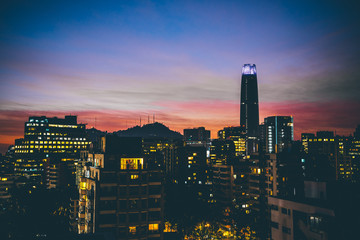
[
  {"xmin": 264, "ymin": 116, "xmax": 294, "ymax": 153},
  {"xmin": 218, "ymin": 126, "xmax": 246, "ymax": 156},
  {"xmin": 13, "ymin": 115, "xmax": 91, "ymax": 188}
]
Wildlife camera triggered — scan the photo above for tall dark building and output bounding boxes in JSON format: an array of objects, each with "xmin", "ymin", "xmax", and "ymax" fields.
[{"xmin": 240, "ymin": 64, "xmax": 259, "ymax": 153}]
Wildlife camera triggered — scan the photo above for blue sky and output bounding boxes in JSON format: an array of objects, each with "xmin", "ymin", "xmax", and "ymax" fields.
[{"xmin": 0, "ymin": 0, "xmax": 359, "ymax": 146}]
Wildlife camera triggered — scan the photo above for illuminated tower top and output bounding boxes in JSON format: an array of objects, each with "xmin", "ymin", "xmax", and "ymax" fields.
[{"xmin": 242, "ymin": 64, "xmax": 257, "ymax": 75}]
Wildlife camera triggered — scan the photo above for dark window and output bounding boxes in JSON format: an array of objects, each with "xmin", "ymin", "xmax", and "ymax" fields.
[
  {"xmin": 282, "ymin": 226, "xmax": 291, "ymax": 234},
  {"xmin": 129, "ymin": 213, "xmax": 139, "ymax": 223},
  {"xmin": 129, "ymin": 187, "xmax": 139, "ymax": 196},
  {"xmin": 141, "ymin": 199, "xmax": 148, "ymax": 209},
  {"xmin": 149, "ymin": 211, "xmax": 160, "ymax": 221},
  {"xmin": 118, "ymin": 214, "xmax": 126, "ymax": 223},
  {"xmin": 148, "ymin": 198, "xmax": 161, "ymax": 208},
  {"xmin": 119, "ymin": 186, "xmax": 127, "ymax": 196},
  {"xmin": 141, "ymin": 186, "xmax": 147, "ymax": 195},
  {"xmin": 118, "ymin": 174, "xmax": 127, "ymax": 184},
  {"xmin": 118, "ymin": 227, "xmax": 127, "ymax": 237},
  {"xmin": 149, "ymin": 185, "xmax": 161, "ymax": 195},
  {"xmin": 149, "ymin": 172, "xmax": 161, "ymax": 182},
  {"xmin": 102, "ymin": 172, "xmax": 116, "ymax": 183},
  {"xmin": 141, "ymin": 212, "xmax": 147, "ymax": 222},
  {"xmin": 281, "ymin": 207, "xmax": 287, "ymax": 214},
  {"xmin": 129, "ymin": 200, "xmax": 139, "ymax": 209},
  {"xmin": 99, "ymin": 214, "xmax": 116, "ymax": 224},
  {"xmin": 119, "ymin": 200, "xmax": 127, "ymax": 210},
  {"xmin": 271, "ymin": 221, "xmax": 279, "ymax": 229},
  {"xmin": 101, "ymin": 186, "xmax": 117, "ymax": 197},
  {"xmin": 271, "ymin": 205, "xmax": 278, "ymax": 211},
  {"xmin": 99, "ymin": 200, "xmax": 116, "ymax": 210}
]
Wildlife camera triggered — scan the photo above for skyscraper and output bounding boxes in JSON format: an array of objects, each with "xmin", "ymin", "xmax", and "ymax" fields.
[
  {"xmin": 264, "ymin": 116, "xmax": 294, "ymax": 153},
  {"xmin": 240, "ymin": 64, "xmax": 259, "ymax": 153}
]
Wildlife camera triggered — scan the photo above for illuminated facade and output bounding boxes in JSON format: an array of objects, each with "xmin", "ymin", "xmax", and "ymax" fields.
[
  {"xmin": 264, "ymin": 116, "xmax": 294, "ymax": 153},
  {"xmin": 218, "ymin": 126, "xmax": 246, "ymax": 157},
  {"xmin": 240, "ymin": 64, "xmax": 259, "ymax": 154},
  {"xmin": 77, "ymin": 136, "xmax": 164, "ymax": 239},
  {"xmin": 13, "ymin": 115, "xmax": 91, "ymax": 188}
]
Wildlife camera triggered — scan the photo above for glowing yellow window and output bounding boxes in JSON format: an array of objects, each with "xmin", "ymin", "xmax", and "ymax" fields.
[
  {"xmin": 149, "ymin": 223, "xmax": 159, "ymax": 231},
  {"xmin": 131, "ymin": 175, "xmax": 139, "ymax": 179},
  {"xmin": 80, "ymin": 182, "xmax": 87, "ymax": 190},
  {"xmin": 129, "ymin": 226, "xmax": 136, "ymax": 234},
  {"xmin": 120, "ymin": 158, "xmax": 144, "ymax": 170}
]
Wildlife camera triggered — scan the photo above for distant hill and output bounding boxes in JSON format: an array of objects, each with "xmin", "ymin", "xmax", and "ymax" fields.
[
  {"xmin": 86, "ymin": 127, "xmax": 107, "ymax": 139},
  {"xmin": 114, "ymin": 122, "xmax": 183, "ymax": 139}
]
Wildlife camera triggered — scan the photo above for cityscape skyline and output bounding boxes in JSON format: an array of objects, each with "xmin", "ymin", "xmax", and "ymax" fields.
[{"xmin": 1, "ymin": 1, "xmax": 360, "ymax": 152}]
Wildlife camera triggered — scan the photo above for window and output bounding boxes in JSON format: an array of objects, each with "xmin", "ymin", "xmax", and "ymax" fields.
[
  {"xmin": 282, "ymin": 226, "xmax": 291, "ymax": 234},
  {"xmin": 149, "ymin": 223, "xmax": 159, "ymax": 232},
  {"xmin": 271, "ymin": 221, "xmax": 279, "ymax": 229},
  {"xmin": 129, "ymin": 226, "xmax": 136, "ymax": 234},
  {"xmin": 281, "ymin": 207, "xmax": 288, "ymax": 214},
  {"xmin": 129, "ymin": 213, "xmax": 139, "ymax": 223},
  {"xmin": 121, "ymin": 158, "xmax": 143, "ymax": 170},
  {"xmin": 118, "ymin": 214, "xmax": 126, "ymax": 223},
  {"xmin": 271, "ymin": 205, "xmax": 278, "ymax": 211},
  {"xmin": 131, "ymin": 174, "xmax": 139, "ymax": 180},
  {"xmin": 149, "ymin": 211, "xmax": 160, "ymax": 221}
]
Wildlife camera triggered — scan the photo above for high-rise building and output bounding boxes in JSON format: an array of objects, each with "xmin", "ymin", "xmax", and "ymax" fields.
[
  {"xmin": 240, "ymin": 64, "xmax": 259, "ymax": 154},
  {"xmin": 264, "ymin": 116, "xmax": 294, "ymax": 153},
  {"xmin": 13, "ymin": 115, "xmax": 91, "ymax": 188}
]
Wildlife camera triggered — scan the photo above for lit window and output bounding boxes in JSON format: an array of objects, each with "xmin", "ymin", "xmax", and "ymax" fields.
[
  {"xmin": 121, "ymin": 158, "xmax": 143, "ymax": 170},
  {"xmin": 129, "ymin": 226, "xmax": 136, "ymax": 234},
  {"xmin": 149, "ymin": 223, "xmax": 159, "ymax": 231},
  {"xmin": 131, "ymin": 175, "xmax": 139, "ymax": 179},
  {"xmin": 80, "ymin": 182, "xmax": 87, "ymax": 190}
]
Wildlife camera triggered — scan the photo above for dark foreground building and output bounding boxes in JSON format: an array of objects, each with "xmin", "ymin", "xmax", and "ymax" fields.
[{"xmin": 77, "ymin": 136, "xmax": 164, "ymax": 240}]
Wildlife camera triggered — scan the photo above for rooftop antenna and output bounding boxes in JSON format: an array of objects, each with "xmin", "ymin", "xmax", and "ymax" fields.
[
  {"xmin": 153, "ymin": 114, "xmax": 155, "ymax": 123},
  {"xmin": 148, "ymin": 115, "xmax": 150, "ymax": 124},
  {"xmin": 140, "ymin": 116, "xmax": 142, "ymax": 127}
]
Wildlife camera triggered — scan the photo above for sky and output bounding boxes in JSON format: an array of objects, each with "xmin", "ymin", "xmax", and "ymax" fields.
[{"xmin": 1, "ymin": 0, "xmax": 360, "ymax": 153}]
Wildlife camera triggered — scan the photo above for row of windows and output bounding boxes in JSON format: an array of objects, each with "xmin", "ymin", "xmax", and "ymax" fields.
[
  {"xmin": 270, "ymin": 205, "xmax": 291, "ymax": 216},
  {"xmin": 271, "ymin": 221, "xmax": 291, "ymax": 234},
  {"xmin": 100, "ymin": 185, "xmax": 162, "ymax": 197},
  {"xmin": 16, "ymin": 141, "xmax": 89, "ymax": 147},
  {"xmin": 100, "ymin": 198, "xmax": 161, "ymax": 210},
  {"xmin": 99, "ymin": 212, "xmax": 161, "ymax": 224}
]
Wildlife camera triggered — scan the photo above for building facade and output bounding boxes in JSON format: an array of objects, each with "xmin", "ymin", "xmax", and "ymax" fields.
[
  {"xmin": 264, "ymin": 116, "xmax": 294, "ymax": 153},
  {"xmin": 77, "ymin": 136, "xmax": 164, "ymax": 240}
]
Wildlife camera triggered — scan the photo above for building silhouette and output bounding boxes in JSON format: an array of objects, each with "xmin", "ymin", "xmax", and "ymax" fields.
[{"xmin": 240, "ymin": 64, "xmax": 259, "ymax": 154}]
